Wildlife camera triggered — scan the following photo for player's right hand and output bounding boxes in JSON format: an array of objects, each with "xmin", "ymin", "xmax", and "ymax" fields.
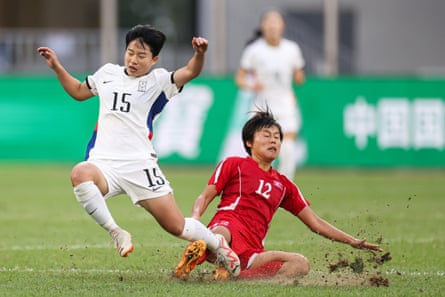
[{"xmin": 37, "ymin": 47, "xmax": 60, "ymax": 69}]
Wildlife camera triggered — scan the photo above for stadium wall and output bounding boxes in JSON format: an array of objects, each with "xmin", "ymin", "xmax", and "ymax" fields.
[{"xmin": 1, "ymin": 76, "xmax": 444, "ymax": 167}]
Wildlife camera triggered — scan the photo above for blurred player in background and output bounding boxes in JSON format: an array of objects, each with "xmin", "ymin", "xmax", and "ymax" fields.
[
  {"xmin": 175, "ymin": 110, "xmax": 382, "ymax": 281},
  {"xmin": 235, "ymin": 9, "xmax": 306, "ymax": 180},
  {"xmin": 37, "ymin": 24, "xmax": 240, "ymax": 277}
]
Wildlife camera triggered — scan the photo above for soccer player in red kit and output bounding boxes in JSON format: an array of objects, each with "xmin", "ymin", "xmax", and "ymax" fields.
[{"xmin": 175, "ymin": 110, "xmax": 382, "ymax": 281}]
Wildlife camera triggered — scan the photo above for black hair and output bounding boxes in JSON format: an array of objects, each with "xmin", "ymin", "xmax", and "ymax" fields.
[
  {"xmin": 245, "ymin": 28, "xmax": 262, "ymax": 46},
  {"xmin": 125, "ymin": 24, "xmax": 166, "ymax": 57},
  {"xmin": 242, "ymin": 109, "xmax": 283, "ymax": 156}
]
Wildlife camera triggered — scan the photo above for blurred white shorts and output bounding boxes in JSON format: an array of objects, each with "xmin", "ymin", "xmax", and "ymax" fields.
[{"xmin": 251, "ymin": 103, "xmax": 302, "ymax": 133}]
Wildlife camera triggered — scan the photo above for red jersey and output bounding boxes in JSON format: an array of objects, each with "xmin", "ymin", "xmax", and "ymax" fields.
[{"xmin": 207, "ymin": 156, "xmax": 310, "ymax": 250}]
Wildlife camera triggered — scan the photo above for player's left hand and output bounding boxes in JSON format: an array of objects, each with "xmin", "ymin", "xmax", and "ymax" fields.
[
  {"xmin": 351, "ymin": 238, "xmax": 383, "ymax": 252},
  {"xmin": 192, "ymin": 37, "xmax": 208, "ymax": 54}
]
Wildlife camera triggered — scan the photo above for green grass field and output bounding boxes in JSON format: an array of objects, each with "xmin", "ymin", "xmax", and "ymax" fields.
[{"xmin": 0, "ymin": 164, "xmax": 443, "ymax": 296}]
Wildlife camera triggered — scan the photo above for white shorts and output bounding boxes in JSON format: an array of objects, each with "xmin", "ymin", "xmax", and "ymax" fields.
[
  {"xmin": 273, "ymin": 106, "xmax": 301, "ymax": 133},
  {"xmin": 88, "ymin": 159, "xmax": 173, "ymax": 204},
  {"xmin": 251, "ymin": 103, "xmax": 301, "ymax": 133}
]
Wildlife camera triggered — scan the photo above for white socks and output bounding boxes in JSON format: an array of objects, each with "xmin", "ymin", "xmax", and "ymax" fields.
[
  {"xmin": 278, "ymin": 138, "xmax": 297, "ymax": 180},
  {"xmin": 180, "ymin": 218, "xmax": 219, "ymax": 252},
  {"xmin": 73, "ymin": 181, "xmax": 118, "ymax": 232},
  {"xmin": 74, "ymin": 184, "xmax": 221, "ymax": 251}
]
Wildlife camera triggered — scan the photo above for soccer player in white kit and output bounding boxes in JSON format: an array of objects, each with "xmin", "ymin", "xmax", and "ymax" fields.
[
  {"xmin": 37, "ymin": 24, "xmax": 240, "ymax": 277},
  {"xmin": 236, "ymin": 10, "xmax": 306, "ymax": 180}
]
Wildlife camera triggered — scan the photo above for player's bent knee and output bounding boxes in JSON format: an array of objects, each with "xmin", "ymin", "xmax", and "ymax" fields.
[
  {"xmin": 289, "ymin": 254, "xmax": 310, "ymax": 276},
  {"xmin": 299, "ymin": 256, "xmax": 310, "ymax": 275},
  {"xmin": 277, "ymin": 254, "xmax": 310, "ymax": 278},
  {"xmin": 71, "ymin": 164, "xmax": 87, "ymax": 185},
  {"xmin": 70, "ymin": 162, "xmax": 96, "ymax": 186}
]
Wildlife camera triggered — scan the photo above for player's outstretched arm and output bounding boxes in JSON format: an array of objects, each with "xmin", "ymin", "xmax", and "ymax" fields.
[
  {"xmin": 37, "ymin": 47, "xmax": 93, "ymax": 101},
  {"xmin": 298, "ymin": 207, "xmax": 383, "ymax": 252},
  {"xmin": 172, "ymin": 37, "xmax": 208, "ymax": 88},
  {"xmin": 191, "ymin": 185, "xmax": 218, "ymax": 221}
]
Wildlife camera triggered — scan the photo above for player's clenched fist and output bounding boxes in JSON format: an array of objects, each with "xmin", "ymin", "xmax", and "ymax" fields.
[{"xmin": 191, "ymin": 37, "xmax": 208, "ymax": 54}]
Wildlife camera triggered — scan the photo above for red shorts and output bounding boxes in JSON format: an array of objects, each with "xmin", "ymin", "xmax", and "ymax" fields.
[
  {"xmin": 209, "ymin": 214, "xmax": 261, "ymax": 269},
  {"xmin": 208, "ymin": 214, "xmax": 284, "ymax": 278},
  {"xmin": 238, "ymin": 261, "xmax": 284, "ymax": 279}
]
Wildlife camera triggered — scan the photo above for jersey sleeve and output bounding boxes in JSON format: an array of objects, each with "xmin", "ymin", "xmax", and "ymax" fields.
[
  {"xmin": 280, "ymin": 178, "xmax": 310, "ymax": 215},
  {"xmin": 86, "ymin": 63, "xmax": 114, "ymax": 96},
  {"xmin": 239, "ymin": 44, "xmax": 256, "ymax": 71},
  {"xmin": 152, "ymin": 68, "xmax": 180, "ymax": 100},
  {"xmin": 208, "ymin": 157, "xmax": 239, "ymax": 194},
  {"xmin": 291, "ymin": 42, "xmax": 305, "ymax": 70}
]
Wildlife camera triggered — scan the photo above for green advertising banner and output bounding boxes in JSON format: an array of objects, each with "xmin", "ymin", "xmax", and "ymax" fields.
[
  {"xmin": 0, "ymin": 76, "xmax": 98, "ymax": 162},
  {"xmin": 297, "ymin": 78, "xmax": 445, "ymax": 167},
  {"xmin": 1, "ymin": 76, "xmax": 444, "ymax": 167}
]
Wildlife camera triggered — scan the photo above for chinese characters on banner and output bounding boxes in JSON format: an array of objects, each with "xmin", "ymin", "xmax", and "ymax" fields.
[{"xmin": 344, "ymin": 97, "xmax": 445, "ymax": 150}]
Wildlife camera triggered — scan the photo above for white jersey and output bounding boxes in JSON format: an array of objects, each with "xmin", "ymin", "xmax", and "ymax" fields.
[
  {"xmin": 240, "ymin": 38, "xmax": 305, "ymax": 131},
  {"xmin": 85, "ymin": 63, "xmax": 180, "ymax": 161}
]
